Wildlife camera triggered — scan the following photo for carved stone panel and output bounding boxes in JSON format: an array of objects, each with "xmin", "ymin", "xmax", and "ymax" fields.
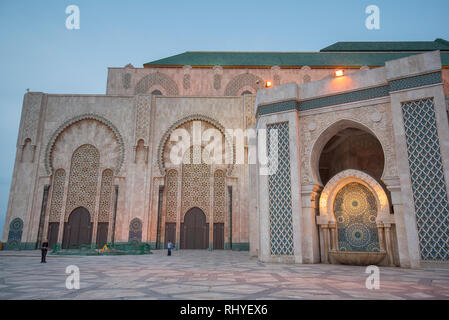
[
  {"xmin": 134, "ymin": 95, "xmax": 152, "ymax": 144},
  {"xmin": 299, "ymin": 103, "xmax": 398, "ymax": 186},
  {"xmin": 213, "ymin": 170, "xmax": 225, "ymax": 223},
  {"xmin": 49, "ymin": 169, "xmax": 66, "ymax": 223},
  {"xmin": 65, "ymin": 144, "xmax": 100, "ymax": 222},
  {"xmin": 166, "ymin": 169, "xmax": 178, "ymax": 223},
  {"xmin": 99, "ymin": 169, "xmax": 113, "ymax": 223}
]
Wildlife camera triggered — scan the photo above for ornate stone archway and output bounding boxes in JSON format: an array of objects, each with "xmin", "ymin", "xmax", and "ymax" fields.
[
  {"xmin": 299, "ymin": 105, "xmax": 399, "ymax": 187},
  {"xmin": 309, "ymin": 119, "xmax": 389, "ymax": 186},
  {"xmin": 224, "ymin": 73, "xmax": 264, "ymax": 96},
  {"xmin": 134, "ymin": 72, "xmax": 179, "ymax": 95},
  {"xmin": 45, "ymin": 114, "xmax": 125, "ymax": 176},
  {"xmin": 157, "ymin": 114, "xmax": 235, "ymax": 176}
]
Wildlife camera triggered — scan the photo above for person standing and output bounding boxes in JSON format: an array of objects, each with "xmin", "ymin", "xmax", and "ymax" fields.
[
  {"xmin": 167, "ymin": 240, "xmax": 174, "ymax": 256},
  {"xmin": 41, "ymin": 239, "xmax": 49, "ymax": 263}
]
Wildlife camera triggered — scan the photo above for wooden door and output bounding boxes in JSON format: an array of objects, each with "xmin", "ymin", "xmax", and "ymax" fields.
[
  {"xmin": 164, "ymin": 223, "xmax": 176, "ymax": 249},
  {"xmin": 47, "ymin": 222, "xmax": 59, "ymax": 249},
  {"xmin": 213, "ymin": 223, "xmax": 224, "ymax": 249},
  {"xmin": 62, "ymin": 207, "xmax": 92, "ymax": 249},
  {"xmin": 96, "ymin": 222, "xmax": 108, "ymax": 248},
  {"xmin": 181, "ymin": 208, "xmax": 208, "ymax": 249}
]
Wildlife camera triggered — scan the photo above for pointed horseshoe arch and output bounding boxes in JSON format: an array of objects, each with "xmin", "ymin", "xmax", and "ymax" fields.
[
  {"xmin": 44, "ymin": 114, "xmax": 125, "ymax": 176},
  {"xmin": 310, "ymin": 119, "xmax": 388, "ymax": 186},
  {"xmin": 157, "ymin": 114, "xmax": 235, "ymax": 176}
]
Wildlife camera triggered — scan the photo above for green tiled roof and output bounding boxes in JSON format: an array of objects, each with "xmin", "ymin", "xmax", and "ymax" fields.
[
  {"xmin": 144, "ymin": 39, "xmax": 449, "ymax": 67},
  {"xmin": 320, "ymin": 38, "xmax": 449, "ymax": 52}
]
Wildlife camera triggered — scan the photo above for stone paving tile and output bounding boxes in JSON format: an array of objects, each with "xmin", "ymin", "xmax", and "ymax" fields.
[{"xmin": 1, "ymin": 250, "xmax": 449, "ymax": 300}]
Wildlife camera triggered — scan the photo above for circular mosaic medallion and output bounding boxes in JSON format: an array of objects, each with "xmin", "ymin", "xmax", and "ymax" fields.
[
  {"xmin": 10, "ymin": 218, "xmax": 23, "ymax": 231},
  {"xmin": 336, "ymin": 214, "xmax": 346, "ymax": 224},
  {"xmin": 130, "ymin": 218, "xmax": 142, "ymax": 232},
  {"xmin": 341, "ymin": 191, "xmax": 368, "ymax": 215},
  {"xmin": 338, "ymin": 242, "xmax": 348, "ymax": 251},
  {"xmin": 345, "ymin": 223, "xmax": 371, "ymax": 248},
  {"xmin": 367, "ymin": 242, "xmax": 381, "ymax": 252},
  {"xmin": 363, "ymin": 213, "xmax": 378, "ymax": 225}
]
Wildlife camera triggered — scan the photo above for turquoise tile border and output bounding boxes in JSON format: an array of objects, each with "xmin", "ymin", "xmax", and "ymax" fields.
[
  {"xmin": 390, "ymin": 72, "xmax": 442, "ymax": 92},
  {"xmin": 257, "ymin": 100, "xmax": 297, "ymax": 117},
  {"xmin": 256, "ymin": 71, "xmax": 442, "ymax": 116},
  {"xmin": 299, "ymin": 85, "xmax": 390, "ymax": 111},
  {"xmin": 2, "ymin": 242, "xmax": 36, "ymax": 250},
  {"xmin": 231, "ymin": 243, "xmax": 250, "ymax": 251}
]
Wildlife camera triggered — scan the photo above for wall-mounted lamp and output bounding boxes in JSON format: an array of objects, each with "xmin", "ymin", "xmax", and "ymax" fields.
[
  {"xmin": 335, "ymin": 70, "xmax": 344, "ymax": 77},
  {"xmin": 265, "ymin": 81, "xmax": 272, "ymax": 87}
]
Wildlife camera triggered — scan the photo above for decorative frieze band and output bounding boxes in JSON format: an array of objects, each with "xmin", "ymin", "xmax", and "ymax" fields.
[
  {"xmin": 256, "ymin": 71, "xmax": 442, "ymax": 117},
  {"xmin": 389, "ymin": 71, "xmax": 442, "ymax": 92},
  {"xmin": 299, "ymin": 85, "xmax": 390, "ymax": 111}
]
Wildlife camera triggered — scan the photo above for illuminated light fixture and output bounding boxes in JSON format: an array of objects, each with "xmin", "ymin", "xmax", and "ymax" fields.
[
  {"xmin": 335, "ymin": 69, "xmax": 344, "ymax": 77},
  {"xmin": 265, "ymin": 81, "xmax": 272, "ymax": 87}
]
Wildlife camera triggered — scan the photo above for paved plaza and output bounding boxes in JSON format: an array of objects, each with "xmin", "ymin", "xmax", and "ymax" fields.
[{"xmin": 1, "ymin": 250, "xmax": 449, "ymax": 300}]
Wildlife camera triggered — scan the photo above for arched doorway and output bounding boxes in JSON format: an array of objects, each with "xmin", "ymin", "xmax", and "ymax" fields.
[
  {"xmin": 62, "ymin": 207, "xmax": 92, "ymax": 249},
  {"xmin": 181, "ymin": 208, "xmax": 209, "ymax": 249}
]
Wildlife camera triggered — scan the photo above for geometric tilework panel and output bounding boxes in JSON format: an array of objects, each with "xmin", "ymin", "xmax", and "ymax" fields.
[
  {"xmin": 402, "ymin": 98, "xmax": 449, "ymax": 261},
  {"xmin": 333, "ymin": 182, "xmax": 380, "ymax": 252},
  {"xmin": 267, "ymin": 122, "xmax": 294, "ymax": 256},
  {"xmin": 98, "ymin": 169, "xmax": 113, "ymax": 223},
  {"xmin": 49, "ymin": 169, "xmax": 66, "ymax": 223},
  {"xmin": 7, "ymin": 218, "xmax": 24, "ymax": 249},
  {"xmin": 166, "ymin": 169, "xmax": 178, "ymax": 223},
  {"xmin": 65, "ymin": 144, "xmax": 100, "ymax": 222},
  {"xmin": 128, "ymin": 218, "xmax": 143, "ymax": 243},
  {"xmin": 213, "ymin": 170, "xmax": 226, "ymax": 223}
]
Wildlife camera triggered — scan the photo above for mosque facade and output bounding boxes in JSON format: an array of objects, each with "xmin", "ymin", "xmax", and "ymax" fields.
[{"xmin": 3, "ymin": 39, "xmax": 449, "ymax": 268}]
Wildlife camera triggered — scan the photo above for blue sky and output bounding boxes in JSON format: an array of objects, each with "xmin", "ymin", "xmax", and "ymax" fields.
[{"xmin": 0, "ymin": 0, "xmax": 448, "ymax": 237}]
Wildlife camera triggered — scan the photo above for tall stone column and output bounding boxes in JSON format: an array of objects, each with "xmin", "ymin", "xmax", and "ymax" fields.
[{"xmin": 300, "ymin": 184, "xmax": 322, "ymax": 263}]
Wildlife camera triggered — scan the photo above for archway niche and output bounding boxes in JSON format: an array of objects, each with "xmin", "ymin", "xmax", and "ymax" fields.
[
  {"xmin": 317, "ymin": 126, "xmax": 393, "ymax": 214},
  {"xmin": 318, "ymin": 127, "xmax": 384, "ymax": 186},
  {"xmin": 314, "ymin": 123, "xmax": 397, "ymax": 266}
]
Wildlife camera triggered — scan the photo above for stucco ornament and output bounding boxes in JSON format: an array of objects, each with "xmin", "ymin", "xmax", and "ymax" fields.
[{"xmin": 300, "ymin": 104, "xmax": 398, "ymax": 186}]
